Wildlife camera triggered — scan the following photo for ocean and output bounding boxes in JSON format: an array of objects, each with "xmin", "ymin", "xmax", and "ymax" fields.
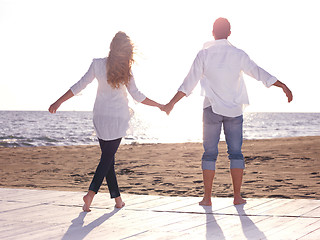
[{"xmin": 1, "ymin": 111, "xmax": 319, "ymax": 147}]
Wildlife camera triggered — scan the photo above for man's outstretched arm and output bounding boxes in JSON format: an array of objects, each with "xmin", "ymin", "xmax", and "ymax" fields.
[{"xmin": 272, "ymin": 80, "xmax": 293, "ymax": 103}]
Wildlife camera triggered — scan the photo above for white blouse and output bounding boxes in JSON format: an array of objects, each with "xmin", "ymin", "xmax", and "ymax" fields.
[
  {"xmin": 178, "ymin": 39, "xmax": 277, "ymax": 117},
  {"xmin": 70, "ymin": 58, "xmax": 146, "ymax": 141}
]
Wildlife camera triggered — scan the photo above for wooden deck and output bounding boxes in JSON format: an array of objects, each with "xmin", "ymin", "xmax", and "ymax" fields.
[{"xmin": 0, "ymin": 188, "xmax": 319, "ymax": 239}]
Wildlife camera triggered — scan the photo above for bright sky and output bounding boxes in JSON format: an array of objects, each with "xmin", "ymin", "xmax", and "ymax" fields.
[{"xmin": 1, "ymin": 0, "xmax": 319, "ymax": 113}]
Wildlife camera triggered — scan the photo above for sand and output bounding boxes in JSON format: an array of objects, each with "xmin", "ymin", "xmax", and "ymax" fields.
[{"xmin": 1, "ymin": 136, "xmax": 319, "ymax": 200}]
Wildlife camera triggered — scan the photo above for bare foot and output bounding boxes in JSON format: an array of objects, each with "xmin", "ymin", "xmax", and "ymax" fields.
[
  {"xmin": 199, "ymin": 198, "xmax": 212, "ymax": 206},
  {"xmin": 233, "ymin": 195, "xmax": 246, "ymax": 205},
  {"xmin": 83, "ymin": 192, "xmax": 94, "ymax": 212},
  {"xmin": 115, "ymin": 196, "xmax": 125, "ymax": 208}
]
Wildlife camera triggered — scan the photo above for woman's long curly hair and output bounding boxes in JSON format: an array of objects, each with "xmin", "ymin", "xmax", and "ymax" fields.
[{"xmin": 107, "ymin": 31, "xmax": 134, "ymax": 89}]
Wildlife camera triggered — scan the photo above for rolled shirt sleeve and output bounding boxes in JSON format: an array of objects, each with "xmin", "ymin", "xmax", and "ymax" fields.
[
  {"xmin": 178, "ymin": 51, "xmax": 204, "ymax": 96},
  {"xmin": 126, "ymin": 76, "xmax": 146, "ymax": 103},
  {"xmin": 70, "ymin": 60, "xmax": 95, "ymax": 95},
  {"xmin": 241, "ymin": 53, "xmax": 277, "ymax": 88}
]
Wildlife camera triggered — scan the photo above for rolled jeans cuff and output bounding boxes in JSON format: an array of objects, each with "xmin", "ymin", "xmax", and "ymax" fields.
[
  {"xmin": 202, "ymin": 160, "xmax": 216, "ymax": 171},
  {"xmin": 230, "ymin": 159, "xmax": 245, "ymax": 169}
]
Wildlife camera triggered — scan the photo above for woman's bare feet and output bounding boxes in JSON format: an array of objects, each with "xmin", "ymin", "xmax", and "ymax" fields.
[
  {"xmin": 233, "ymin": 195, "xmax": 246, "ymax": 205},
  {"xmin": 82, "ymin": 190, "xmax": 95, "ymax": 212},
  {"xmin": 199, "ymin": 197, "xmax": 212, "ymax": 206},
  {"xmin": 115, "ymin": 196, "xmax": 125, "ymax": 208}
]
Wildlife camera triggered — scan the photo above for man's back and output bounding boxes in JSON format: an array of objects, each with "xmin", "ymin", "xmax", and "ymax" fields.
[
  {"xmin": 201, "ymin": 39, "xmax": 247, "ymax": 101},
  {"xmin": 178, "ymin": 38, "xmax": 277, "ymax": 117}
]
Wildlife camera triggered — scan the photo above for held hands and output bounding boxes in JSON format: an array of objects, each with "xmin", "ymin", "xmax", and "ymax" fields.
[
  {"xmin": 160, "ymin": 103, "xmax": 174, "ymax": 115},
  {"xmin": 159, "ymin": 91, "xmax": 186, "ymax": 115},
  {"xmin": 143, "ymin": 98, "xmax": 175, "ymax": 115},
  {"xmin": 157, "ymin": 103, "xmax": 174, "ymax": 115}
]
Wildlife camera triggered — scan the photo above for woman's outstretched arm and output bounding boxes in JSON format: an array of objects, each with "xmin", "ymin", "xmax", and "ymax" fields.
[
  {"xmin": 141, "ymin": 97, "xmax": 164, "ymax": 110},
  {"xmin": 48, "ymin": 89, "xmax": 74, "ymax": 113}
]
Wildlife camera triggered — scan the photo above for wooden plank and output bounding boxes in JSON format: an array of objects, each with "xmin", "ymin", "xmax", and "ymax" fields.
[
  {"xmin": 226, "ymin": 215, "xmax": 273, "ymax": 239},
  {"xmin": 180, "ymin": 214, "xmax": 268, "ymax": 239},
  {"xmin": 174, "ymin": 197, "xmax": 235, "ymax": 214},
  {"xmin": 150, "ymin": 197, "xmax": 200, "ymax": 211},
  {"xmin": 74, "ymin": 211, "xmax": 185, "ymax": 239},
  {"xmin": 0, "ymin": 219, "xmax": 60, "ymax": 240},
  {"xmin": 126, "ymin": 229, "xmax": 191, "ymax": 240},
  {"xmin": 264, "ymin": 217, "xmax": 320, "ymax": 239},
  {"xmin": 284, "ymin": 218, "xmax": 320, "ymax": 239},
  {"xmin": 258, "ymin": 198, "xmax": 320, "ymax": 217},
  {"xmin": 100, "ymin": 193, "xmax": 163, "ymax": 210},
  {"xmin": 235, "ymin": 198, "xmax": 292, "ymax": 216},
  {"xmin": 4, "ymin": 189, "xmax": 73, "ymax": 205},
  {"xmin": 0, "ymin": 201, "xmax": 37, "ymax": 213},
  {"xmin": 302, "ymin": 205, "xmax": 320, "ymax": 217},
  {"xmin": 161, "ymin": 212, "xmax": 226, "ymax": 234},
  {"xmin": 298, "ymin": 226, "xmax": 320, "ymax": 239},
  {"xmin": 125, "ymin": 196, "xmax": 184, "ymax": 210},
  {"xmin": 1, "ymin": 188, "xmax": 320, "ymax": 240}
]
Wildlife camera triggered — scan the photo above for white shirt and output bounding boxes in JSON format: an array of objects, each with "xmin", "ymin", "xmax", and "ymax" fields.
[
  {"xmin": 178, "ymin": 39, "xmax": 277, "ymax": 117},
  {"xmin": 70, "ymin": 58, "xmax": 146, "ymax": 141}
]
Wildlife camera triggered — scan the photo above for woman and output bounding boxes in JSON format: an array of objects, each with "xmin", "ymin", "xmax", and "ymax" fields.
[{"xmin": 49, "ymin": 32, "xmax": 163, "ymax": 211}]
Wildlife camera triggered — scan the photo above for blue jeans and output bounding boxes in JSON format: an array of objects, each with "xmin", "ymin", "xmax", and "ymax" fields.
[
  {"xmin": 201, "ymin": 107, "xmax": 244, "ymax": 170},
  {"xmin": 89, "ymin": 138, "xmax": 122, "ymax": 198}
]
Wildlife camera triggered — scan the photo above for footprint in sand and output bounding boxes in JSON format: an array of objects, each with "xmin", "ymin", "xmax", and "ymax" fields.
[
  {"xmin": 310, "ymin": 172, "xmax": 320, "ymax": 178},
  {"xmin": 163, "ymin": 190, "xmax": 174, "ymax": 193},
  {"xmin": 70, "ymin": 173, "xmax": 80, "ymax": 177},
  {"xmin": 265, "ymin": 185, "xmax": 284, "ymax": 190},
  {"xmin": 183, "ymin": 175, "xmax": 194, "ymax": 179},
  {"xmin": 25, "ymin": 184, "xmax": 37, "ymax": 188},
  {"xmin": 267, "ymin": 194, "xmax": 291, "ymax": 199},
  {"xmin": 152, "ymin": 179, "xmax": 163, "ymax": 185},
  {"xmin": 177, "ymin": 190, "xmax": 188, "ymax": 194},
  {"xmin": 275, "ymin": 179, "xmax": 284, "ymax": 182},
  {"xmin": 119, "ymin": 168, "xmax": 134, "ymax": 175},
  {"xmin": 244, "ymin": 180, "xmax": 257, "ymax": 183},
  {"xmin": 161, "ymin": 182, "xmax": 174, "ymax": 186},
  {"xmin": 245, "ymin": 156, "xmax": 274, "ymax": 162},
  {"xmin": 193, "ymin": 180, "xmax": 203, "ymax": 184}
]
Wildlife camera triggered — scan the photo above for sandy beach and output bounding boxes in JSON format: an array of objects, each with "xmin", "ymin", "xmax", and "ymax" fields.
[{"xmin": 1, "ymin": 136, "xmax": 319, "ymax": 200}]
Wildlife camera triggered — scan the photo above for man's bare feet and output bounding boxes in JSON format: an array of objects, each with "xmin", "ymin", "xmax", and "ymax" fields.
[
  {"xmin": 233, "ymin": 195, "xmax": 246, "ymax": 205},
  {"xmin": 115, "ymin": 196, "xmax": 125, "ymax": 208},
  {"xmin": 83, "ymin": 191, "xmax": 95, "ymax": 212},
  {"xmin": 199, "ymin": 198, "xmax": 212, "ymax": 206}
]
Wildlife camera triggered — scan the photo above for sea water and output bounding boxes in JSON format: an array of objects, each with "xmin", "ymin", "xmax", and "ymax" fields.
[{"xmin": 0, "ymin": 111, "xmax": 319, "ymax": 147}]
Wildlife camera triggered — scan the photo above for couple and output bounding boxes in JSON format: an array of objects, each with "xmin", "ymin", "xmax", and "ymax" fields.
[{"xmin": 49, "ymin": 18, "xmax": 292, "ymax": 212}]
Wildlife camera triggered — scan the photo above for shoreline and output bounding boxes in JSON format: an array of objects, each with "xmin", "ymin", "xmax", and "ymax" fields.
[
  {"xmin": 2, "ymin": 134, "xmax": 320, "ymax": 148},
  {"xmin": 1, "ymin": 136, "xmax": 319, "ymax": 200}
]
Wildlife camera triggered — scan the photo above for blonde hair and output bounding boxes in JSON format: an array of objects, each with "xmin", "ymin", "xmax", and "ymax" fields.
[{"xmin": 107, "ymin": 31, "xmax": 134, "ymax": 89}]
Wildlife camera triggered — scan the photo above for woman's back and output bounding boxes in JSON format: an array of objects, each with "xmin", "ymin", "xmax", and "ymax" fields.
[{"xmin": 93, "ymin": 58, "xmax": 129, "ymax": 116}]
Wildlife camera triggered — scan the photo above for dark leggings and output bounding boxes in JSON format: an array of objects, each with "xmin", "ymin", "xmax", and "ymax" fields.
[{"xmin": 89, "ymin": 138, "xmax": 122, "ymax": 198}]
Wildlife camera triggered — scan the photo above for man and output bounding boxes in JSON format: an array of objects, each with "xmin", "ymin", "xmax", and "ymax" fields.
[{"xmin": 163, "ymin": 18, "xmax": 292, "ymax": 205}]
